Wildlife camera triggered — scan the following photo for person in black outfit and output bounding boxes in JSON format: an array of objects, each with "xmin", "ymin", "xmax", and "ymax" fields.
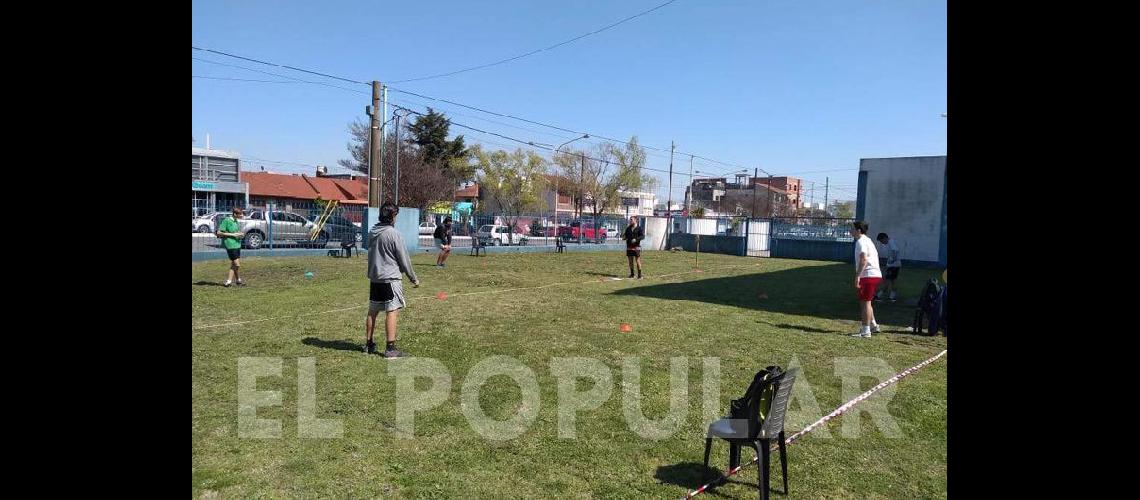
[
  {"xmin": 432, "ymin": 217, "xmax": 453, "ymax": 268},
  {"xmin": 623, "ymin": 216, "xmax": 645, "ymax": 279}
]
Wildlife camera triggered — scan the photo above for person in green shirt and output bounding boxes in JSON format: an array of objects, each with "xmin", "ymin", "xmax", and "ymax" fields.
[{"xmin": 215, "ymin": 207, "xmax": 246, "ymax": 287}]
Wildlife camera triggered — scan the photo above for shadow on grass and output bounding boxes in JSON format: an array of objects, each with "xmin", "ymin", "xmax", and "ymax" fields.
[
  {"xmin": 302, "ymin": 337, "xmax": 361, "ymax": 353},
  {"xmin": 611, "ymin": 262, "xmax": 941, "ymax": 327},
  {"xmin": 193, "ymin": 281, "xmax": 225, "ymax": 287},
  {"xmin": 768, "ymin": 322, "xmax": 836, "ymax": 335},
  {"xmin": 584, "ymin": 271, "xmax": 622, "ymax": 278},
  {"xmin": 654, "ymin": 462, "xmax": 729, "ymax": 498}
]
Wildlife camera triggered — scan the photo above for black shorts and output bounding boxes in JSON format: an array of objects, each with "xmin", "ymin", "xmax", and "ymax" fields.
[
  {"xmin": 370, "ymin": 282, "xmax": 395, "ymax": 302},
  {"xmin": 226, "ymin": 248, "xmax": 241, "ymax": 261},
  {"xmin": 884, "ymin": 267, "xmax": 900, "ymax": 280},
  {"xmin": 626, "ymin": 247, "xmax": 641, "ymax": 257}
]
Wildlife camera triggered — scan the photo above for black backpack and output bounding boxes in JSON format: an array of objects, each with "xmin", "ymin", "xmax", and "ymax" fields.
[
  {"xmin": 912, "ymin": 278, "xmax": 943, "ymax": 335},
  {"xmin": 729, "ymin": 365, "xmax": 785, "ymax": 425}
]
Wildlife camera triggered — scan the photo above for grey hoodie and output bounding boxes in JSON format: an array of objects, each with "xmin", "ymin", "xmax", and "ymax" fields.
[{"xmin": 367, "ymin": 223, "xmax": 418, "ymax": 284}]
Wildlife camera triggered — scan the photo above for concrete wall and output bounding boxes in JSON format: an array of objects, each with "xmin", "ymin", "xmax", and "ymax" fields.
[
  {"xmin": 772, "ymin": 239, "xmax": 853, "ymax": 263},
  {"xmin": 857, "ymin": 156, "xmax": 946, "ymax": 265},
  {"xmin": 363, "ymin": 207, "xmax": 420, "ymax": 254},
  {"xmin": 687, "ymin": 218, "xmax": 718, "ymax": 235},
  {"xmin": 642, "ymin": 216, "xmax": 669, "ymax": 250},
  {"xmin": 667, "ymin": 233, "xmax": 746, "ymax": 256}
]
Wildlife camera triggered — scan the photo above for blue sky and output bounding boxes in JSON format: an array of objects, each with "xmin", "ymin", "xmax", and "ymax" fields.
[{"xmin": 192, "ymin": 0, "xmax": 946, "ymax": 204}]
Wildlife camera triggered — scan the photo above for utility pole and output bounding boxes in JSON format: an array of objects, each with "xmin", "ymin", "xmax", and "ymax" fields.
[
  {"xmin": 824, "ymin": 177, "xmax": 829, "ymax": 216},
  {"xmin": 751, "ymin": 167, "xmax": 758, "ymax": 218},
  {"xmin": 394, "ymin": 112, "xmax": 401, "ymax": 205},
  {"xmin": 579, "ymin": 153, "xmax": 585, "ymax": 220},
  {"xmin": 381, "ymin": 86, "xmax": 388, "ymax": 205},
  {"xmin": 667, "ymin": 141, "xmax": 675, "ymax": 215},
  {"xmin": 810, "ymin": 181, "xmax": 815, "ymax": 210},
  {"xmin": 687, "ymin": 155, "xmax": 694, "ymax": 212},
  {"xmin": 767, "ymin": 174, "xmax": 774, "ymax": 217},
  {"xmin": 368, "ymin": 81, "xmax": 381, "ymax": 207}
]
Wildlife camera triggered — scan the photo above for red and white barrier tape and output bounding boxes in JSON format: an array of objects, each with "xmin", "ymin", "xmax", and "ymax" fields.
[{"xmin": 682, "ymin": 349, "xmax": 948, "ymax": 499}]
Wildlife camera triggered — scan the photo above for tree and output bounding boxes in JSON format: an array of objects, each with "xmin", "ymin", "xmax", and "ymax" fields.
[
  {"xmin": 475, "ymin": 146, "xmax": 547, "ymax": 245},
  {"xmin": 337, "ymin": 119, "xmax": 371, "ymax": 174},
  {"xmin": 337, "ymin": 122, "xmax": 454, "ymax": 211},
  {"xmin": 830, "ymin": 200, "xmax": 855, "ymax": 218},
  {"xmin": 583, "ymin": 137, "xmax": 651, "ymax": 222},
  {"xmin": 405, "ymin": 108, "xmax": 472, "ymax": 179},
  {"xmin": 552, "ymin": 149, "xmax": 590, "ymax": 218},
  {"xmin": 690, "ymin": 207, "xmax": 707, "ymax": 218}
]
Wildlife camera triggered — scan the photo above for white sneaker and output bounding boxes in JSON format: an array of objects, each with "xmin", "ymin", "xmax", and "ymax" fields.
[
  {"xmin": 850, "ymin": 331, "xmax": 871, "ymax": 338},
  {"xmin": 223, "ymin": 280, "xmax": 232, "ymax": 287},
  {"xmin": 871, "ymin": 324, "xmax": 881, "ymax": 333}
]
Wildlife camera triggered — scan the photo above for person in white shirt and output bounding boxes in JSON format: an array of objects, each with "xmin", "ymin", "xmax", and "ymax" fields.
[
  {"xmin": 875, "ymin": 232, "xmax": 901, "ymax": 302},
  {"xmin": 849, "ymin": 221, "xmax": 883, "ymax": 338}
]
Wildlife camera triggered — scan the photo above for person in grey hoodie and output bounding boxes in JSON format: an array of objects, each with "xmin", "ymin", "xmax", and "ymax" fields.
[{"xmin": 365, "ymin": 202, "xmax": 420, "ymax": 358}]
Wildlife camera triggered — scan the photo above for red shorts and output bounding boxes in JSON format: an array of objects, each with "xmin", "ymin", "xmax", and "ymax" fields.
[{"xmin": 857, "ymin": 277, "xmax": 882, "ymax": 301}]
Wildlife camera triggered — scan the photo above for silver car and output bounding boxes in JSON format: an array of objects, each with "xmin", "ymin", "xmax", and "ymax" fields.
[
  {"xmin": 193, "ymin": 212, "xmax": 228, "ymax": 233},
  {"xmin": 235, "ymin": 210, "xmax": 326, "ymax": 249}
]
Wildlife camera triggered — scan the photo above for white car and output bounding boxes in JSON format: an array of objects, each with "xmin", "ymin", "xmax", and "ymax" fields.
[
  {"xmin": 477, "ymin": 224, "xmax": 527, "ymax": 246},
  {"xmin": 193, "ymin": 212, "xmax": 227, "ymax": 233},
  {"xmin": 419, "ymin": 221, "xmax": 438, "ymax": 235}
]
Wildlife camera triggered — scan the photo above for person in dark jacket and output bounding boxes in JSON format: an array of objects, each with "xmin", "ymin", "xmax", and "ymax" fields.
[
  {"xmin": 432, "ymin": 217, "xmax": 453, "ymax": 268},
  {"xmin": 623, "ymin": 216, "xmax": 645, "ymax": 279}
]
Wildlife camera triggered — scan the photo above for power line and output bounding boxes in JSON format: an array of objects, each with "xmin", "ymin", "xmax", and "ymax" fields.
[
  {"xmin": 387, "ymin": 0, "xmax": 681, "ymax": 83},
  {"xmin": 391, "ymin": 104, "xmax": 695, "ymax": 180},
  {"xmin": 192, "ymin": 56, "xmax": 368, "ymax": 95},
  {"xmin": 192, "ymin": 46, "xmax": 368, "ymax": 85},
  {"xmin": 192, "ymin": 46, "xmax": 767, "ymax": 176},
  {"xmin": 193, "ymin": 75, "xmax": 302, "ymax": 84}
]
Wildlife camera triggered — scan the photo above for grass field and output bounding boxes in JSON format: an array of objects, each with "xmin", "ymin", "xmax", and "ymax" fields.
[{"xmin": 192, "ymin": 250, "xmax": 947, "ymax": 498}]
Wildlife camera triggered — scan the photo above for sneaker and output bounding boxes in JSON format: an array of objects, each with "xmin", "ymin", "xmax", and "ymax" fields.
[
  {"xmin": 637, "ymin": 275, "xmax": 644, "ymax": 280},
  {"xmin": 236, "ymin": 279, "xmax": 245, "ymax": 286},
  {"xmin": 871, "ymin": 324, "xmax": 882, "ymax": 333},
  {"xmin": 364, "ymin": 342, "xmax": 377, "ymax": 354},
  {"xmin": 850, "ymin": 332, "xmax": 871, "ymax": 338},
  {"xmin": 384, "ymin": 349, "xmax": 408, "ymax": 359},
  {"xmin": 628, "ymin": 273, "xmax": 635, "ymax": 279},
  {"xmin": 223, "ymin": 280, "xmax": 232, "ymax": 287}
]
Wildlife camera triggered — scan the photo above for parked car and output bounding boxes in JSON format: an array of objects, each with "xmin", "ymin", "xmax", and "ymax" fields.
[
  {"xmin": 310, "ymin": 213, "xmax": 363, "ymax": 245},
  {"xmin": 233, "ymin": 210, "xmax": 327, "ymax": 249},
  {"xmin": 419, "ymin": 221, "xmax": 437, "ymax": 235},
  {"xmin": 477, "ymin": 224, "xmax": 528, "ymax": 246},
  {"xmin": 558, "ymin": 220, "xmax": 607, "ymax": 243},
  {"xmin": 193, "ymin": 212, "xmax": 230, "ymax": 233}
]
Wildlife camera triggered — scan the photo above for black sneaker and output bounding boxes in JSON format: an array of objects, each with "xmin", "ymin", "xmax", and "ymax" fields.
[
  {"xmin": 628, "ymin": 273, "xmax": 635, "ymax": 279},
  {"xmin": 236, "ymin": 279, "xmax": 246, "ymax": 286},
  {"xmin": 384, "ymin": 349, "xmax": 408, "ymax": 359},
  {"xmin": 637, "ymin": 274, "xmax": 643, "ymax": 280},
  {"xmin": 364, "ymin": 342, "xmax": 377, "ymax": 354}
]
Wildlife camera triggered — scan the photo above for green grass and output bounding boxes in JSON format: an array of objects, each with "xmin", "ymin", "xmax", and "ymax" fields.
[{"xmin": 193, "ymin": 250, "xmax": 946, "ymax": 498}]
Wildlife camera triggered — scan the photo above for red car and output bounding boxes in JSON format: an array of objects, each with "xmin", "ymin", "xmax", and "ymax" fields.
[{"xmin": 558, "ymin": 220, "xmax": 607, "ymax": 243}]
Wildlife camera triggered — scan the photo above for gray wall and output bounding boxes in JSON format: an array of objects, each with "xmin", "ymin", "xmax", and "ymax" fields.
[
  {"xmin": 363, "ymin": 207, "xmax": 420, "ymax": 254},
  {"xmin": 857, "ymin": 156, "xmax": 946, "ymax": 265}
]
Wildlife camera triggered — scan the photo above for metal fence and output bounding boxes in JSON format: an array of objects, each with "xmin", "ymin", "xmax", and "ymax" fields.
[
  {"xmin": 417, "ymin": 211, "xmax": 634, "ymax": 248},
  {"xmin": 192, "ymin": 199, "xmax": 366, "ymax": 253},
  {"xmin": 770, "ymin": 216, "xmax": 856, "ymax": 242}
]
